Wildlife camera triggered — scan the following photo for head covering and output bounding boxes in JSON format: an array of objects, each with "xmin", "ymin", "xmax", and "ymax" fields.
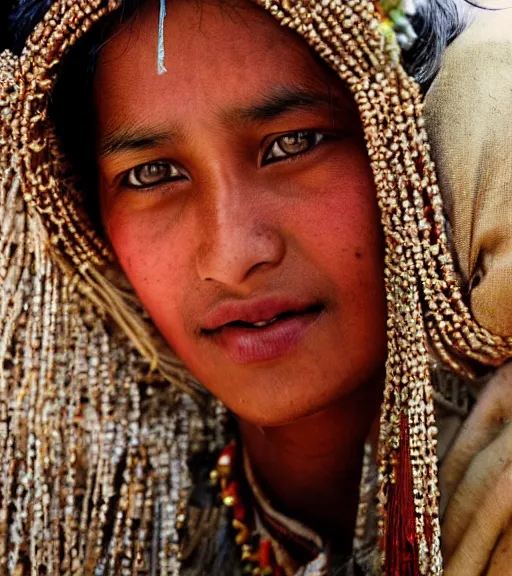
[
  {"xmin": 424, "ymin": 6, "xmax": 512, "ymax": 337},
  {"xmin": 2, "ymin": 1, "xmax": 512, "ymax": 575}
]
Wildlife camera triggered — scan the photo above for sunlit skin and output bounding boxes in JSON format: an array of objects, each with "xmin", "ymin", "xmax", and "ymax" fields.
[{"xmin": 95, "ymin": 0, "xmax": 387, "ymax": 547}]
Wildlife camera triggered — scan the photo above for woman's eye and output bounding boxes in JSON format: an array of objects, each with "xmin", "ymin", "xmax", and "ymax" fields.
[
  {"xmin": 123, "ymin": 161, "xmax": 186, "ymax": 189},
  {"xmin": 262, "ymin": 131, "xmax": 326, "ymax": 165}
]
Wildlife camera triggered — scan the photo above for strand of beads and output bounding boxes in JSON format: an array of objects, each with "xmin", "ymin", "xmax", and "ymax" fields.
[
  {"xmin": 211, "ymin": 442, "xmax": 284, "ymax": 576},
  {"xmin": 17, "ymin": 0, "xmax": 117, "ymax": 269},
  {"xmin": 253, "ymin": 1, "xmax": 442, "ymax": 573}
]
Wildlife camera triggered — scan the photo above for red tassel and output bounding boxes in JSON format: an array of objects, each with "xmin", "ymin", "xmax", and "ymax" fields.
[{"xmin": 385, "ymin": 415, "xmax": 420, "ymax": 576}]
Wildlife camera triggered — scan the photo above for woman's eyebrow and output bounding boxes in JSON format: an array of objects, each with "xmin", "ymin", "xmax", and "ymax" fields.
[
  {"xmin": 98, "ymin": 126, "xmax": 180, "ymax": 159},
  {"xmin": 221, "ymin": 86, "xmax": 334, "ymax": 126},
  {"xmin": 97, "ymin": 88, "xmax": 345, "ymax": 158}
]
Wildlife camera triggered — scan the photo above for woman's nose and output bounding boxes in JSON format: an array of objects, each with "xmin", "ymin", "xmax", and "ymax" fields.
[{"xmin": 195, "ymin": 187, "xmax": 285, "ymax": 289}]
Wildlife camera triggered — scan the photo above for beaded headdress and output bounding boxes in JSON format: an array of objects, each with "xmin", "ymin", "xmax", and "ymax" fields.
[{"xmin": 1, "ymin": 0, "xmax": 512, "ymax": 574}]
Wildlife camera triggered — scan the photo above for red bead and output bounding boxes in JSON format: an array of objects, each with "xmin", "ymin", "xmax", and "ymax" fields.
[
  {"xmin": 217, "ymin": 441, "xmax": 237, "ymax": 479},
  {"xmin": 218, "ymin": 440, "xmax": 236, "ymax": 463},
  {"xmin": 222, "ymin": 480, "xmax": 239, "ymax": 507},
  {"xmin": 259, "ymin": 539, "xmax": 272, "ymax": 568},
  {"xmin": 234, "ymin": 498, "xmax": 246, "ymax": 522}
]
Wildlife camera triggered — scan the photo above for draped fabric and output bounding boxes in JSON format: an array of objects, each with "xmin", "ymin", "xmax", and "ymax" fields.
[{"xmin": 424, "ymin": 7, "xmax": 512, "ymax": 336}]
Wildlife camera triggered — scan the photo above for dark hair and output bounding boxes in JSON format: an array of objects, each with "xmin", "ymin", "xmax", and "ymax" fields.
[
  {"xmin": 0, "ymin": 1, "xmax": 17, "ymax": 51},
  {"xmin": 403, "ymin": 0, "xmax": 468, "ymax": 86}
]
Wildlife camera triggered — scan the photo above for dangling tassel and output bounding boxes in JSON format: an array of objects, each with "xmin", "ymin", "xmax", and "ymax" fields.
[
  {"xmin": 385, "ymin": 415, "xmax": 420, "ymax": 576},
  {"xmin": 157, "ymin": 0, "xmax": 167, "ymax": 75}
]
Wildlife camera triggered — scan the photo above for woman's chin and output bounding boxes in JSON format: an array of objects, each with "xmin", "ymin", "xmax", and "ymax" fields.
[{"xmin": 217, "ymin": 375, "xmax": 375, "ymax": 428}]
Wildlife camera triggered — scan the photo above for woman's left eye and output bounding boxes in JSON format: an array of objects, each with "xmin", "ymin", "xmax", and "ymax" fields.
[{"xmin": 262, "ymin": 131, "xmax": 326, "ymax": 165}]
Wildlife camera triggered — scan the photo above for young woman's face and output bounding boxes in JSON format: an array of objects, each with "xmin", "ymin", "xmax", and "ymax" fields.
[{"xmin": 95, "ymin": 0, "xmax": 387, "ymax": 426}]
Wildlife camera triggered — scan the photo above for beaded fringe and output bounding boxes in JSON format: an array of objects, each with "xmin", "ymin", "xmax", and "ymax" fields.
[
  {"xmin": 0, "ymin": 37, "xmax": 223, "ymax": 575},
  {"xmin": 0, "ymin": 163, "xmax": 206, "ymax": 574},
  {"xmin": 3, "ymin": 0, "xmax": 512, "ymax": 575},
  {"xmin": 0, "ymin": 166, "xmax": 197, "ymax": 574}
]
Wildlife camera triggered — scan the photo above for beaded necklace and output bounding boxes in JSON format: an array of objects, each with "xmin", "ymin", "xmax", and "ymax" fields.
[
  {"xmin": 208, "ymin": 441, "xmax": 376, "ymax": 576},
  {"xmin": 210, "ymin": 441, "xmax": 284, "ymax": 576}
]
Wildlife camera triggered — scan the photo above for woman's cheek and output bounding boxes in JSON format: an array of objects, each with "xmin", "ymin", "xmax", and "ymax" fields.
[{"xmin": 105, "ymin": 205, "xmax": 190, "ymax": 317}]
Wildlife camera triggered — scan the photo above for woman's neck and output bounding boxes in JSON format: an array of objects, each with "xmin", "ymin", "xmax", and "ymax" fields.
[{"xmin": 238, "ymin": 375, "xmax": 383, "ymax": 552}]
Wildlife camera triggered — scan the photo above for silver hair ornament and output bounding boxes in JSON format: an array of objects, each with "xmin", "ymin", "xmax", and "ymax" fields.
[{"xmin": 158, "ymin": 0, "xmax": 167, "ymax": 75}]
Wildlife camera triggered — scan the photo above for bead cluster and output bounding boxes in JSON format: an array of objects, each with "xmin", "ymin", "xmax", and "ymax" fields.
[{"xmin": 3, "ymin": 0, "xmax": 512, "ymax": 575}]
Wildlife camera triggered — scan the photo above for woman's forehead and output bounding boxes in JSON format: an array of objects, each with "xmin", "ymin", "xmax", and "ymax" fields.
[
  {"xmin": 94, "ymin": 0, "xmax": 344, "ymax": 136},
  {"xmin": 98, "ymin": 0, "xmax": 305, "ymax": 65}
]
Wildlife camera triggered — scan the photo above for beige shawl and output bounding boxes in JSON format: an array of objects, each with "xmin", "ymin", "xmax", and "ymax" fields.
[{"xmin": 424, "ymin": 6, "xmax": 512, "ymax": 337}]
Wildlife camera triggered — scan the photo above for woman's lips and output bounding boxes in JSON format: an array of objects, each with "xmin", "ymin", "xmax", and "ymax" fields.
[{"xmin": 206, "ymin": 305, "xmax": 324, "ymax": 364}]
